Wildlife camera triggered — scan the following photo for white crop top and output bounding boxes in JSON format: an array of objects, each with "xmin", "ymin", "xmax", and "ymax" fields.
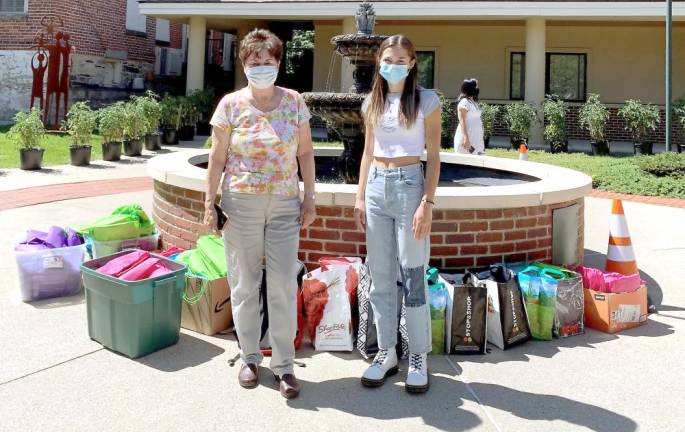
[{"xmin": 362, "ymin": 89, "xmax": 440, "ymax": 158}]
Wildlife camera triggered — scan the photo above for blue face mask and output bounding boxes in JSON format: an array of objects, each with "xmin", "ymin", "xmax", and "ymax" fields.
[{"xmin": 379, "ymin": 63, "xmax": 409, "ymax": 85}]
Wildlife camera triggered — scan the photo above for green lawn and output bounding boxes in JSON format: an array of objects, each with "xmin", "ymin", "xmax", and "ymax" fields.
[
  {"xmin": 0, "ymin": 127, "xmax": 104, "ymax": 168},
  {"xmin": 485, "ymin": 148, "xmax": 685, "ymax": 199}
]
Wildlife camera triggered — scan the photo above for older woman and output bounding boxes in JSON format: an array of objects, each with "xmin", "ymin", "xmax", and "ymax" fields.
[{"xmin": 203, "ymin": 29, "xmax": 316, "ymax": 399}]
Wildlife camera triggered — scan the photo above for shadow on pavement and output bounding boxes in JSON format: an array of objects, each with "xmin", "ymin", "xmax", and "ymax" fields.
[
  {"xmin": 34, "ymin": 167, "xmax": 64, "ymax": 175},
  {"xmin": 286, "ymin": 360, "xmax": 484, "ymax": 431},
  {"xmin": 466, "ymin": 382, "xmax": 637, "ymax": 432},
  {"xmin": 28, "ymin": 291, "xmax": 85, "ymax": 309},
  {"xmin": 134, "ymin": 332, "xmax": 225, "ymax": 372},
  {"xmin": 112, "ymin": 158, "xmax": 148, "ymax": 166},
  {"xmin": 82, "ymin": 163, "xmax": 115, "ymax": 170}
]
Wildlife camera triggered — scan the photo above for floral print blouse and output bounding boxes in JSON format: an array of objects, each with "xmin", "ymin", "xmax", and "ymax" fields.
[{"xmin": 209, "ymin": 87, "xmax": 311, "ymax": 197}]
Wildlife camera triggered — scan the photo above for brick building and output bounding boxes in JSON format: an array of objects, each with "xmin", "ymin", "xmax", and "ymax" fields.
[{"xmin": 0, "ymin": 0, "xmax": 185, "ymax": 122}]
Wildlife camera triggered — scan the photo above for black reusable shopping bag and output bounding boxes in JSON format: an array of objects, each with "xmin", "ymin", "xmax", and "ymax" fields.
[
  {"xmin": 450, "ymin": 273, "xmax": 488, "ymax": 354},
  {"xmin": 481, "ymin": 265, "xmax": 531, "ymax": 350}
]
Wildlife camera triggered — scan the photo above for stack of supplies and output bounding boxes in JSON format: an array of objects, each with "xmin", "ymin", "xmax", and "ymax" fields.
[{"xmin": 14, "ymin": 226, "xmax": 86, "ymax": 301}]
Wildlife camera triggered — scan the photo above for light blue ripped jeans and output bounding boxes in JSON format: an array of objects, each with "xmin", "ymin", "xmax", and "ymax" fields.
[{"xmin": 365, "ymin": 163, "xmax": 432, "ymax": 354}]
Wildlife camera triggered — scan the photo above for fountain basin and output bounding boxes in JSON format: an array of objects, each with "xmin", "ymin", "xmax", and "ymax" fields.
[{"xmin": 147, "ymin": 149, "xmax": 591, "ymax": 271}]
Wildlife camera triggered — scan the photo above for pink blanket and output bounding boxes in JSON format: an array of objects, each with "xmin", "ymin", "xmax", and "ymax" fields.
[
  {"xmin": 567, "ymin": 265, "xmax": 643, "ymax": 293},
  {"xmin": 98, "ymin": 250, "xmax": 171, "ymax": 281}
]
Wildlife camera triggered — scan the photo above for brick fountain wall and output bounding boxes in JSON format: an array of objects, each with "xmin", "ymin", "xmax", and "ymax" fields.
[{"xmin": 153, "ymin": 180, "xmax": 585, "ymax": 272}]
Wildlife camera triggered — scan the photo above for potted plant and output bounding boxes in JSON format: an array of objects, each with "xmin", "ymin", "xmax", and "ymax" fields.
[
  {"xmin": 190, "ymin": 88, "xmax": 215, "ymax": 136},
  {"xmin": 618, "ymin": 99, "xmax": 660, "ymax": 155},
  {"xmin": 579, "ymin": 94, "xmax": 610, "ymax": 156},
  {"xmin": 62, "ymin": 101, "xmax": 97, "ymax": 166},
  {"xmin": 135, "ymin": 91, "xmax": 163, "ymax": 151},
  {"xmin": 675, "ymin": 97, "xmax": 685, "ymax": 153},
  {"xmin": 98, "ymin": 102, "xmax": 126, "ymax": 161},
  {"xmin": 503, "ymin": 102, "xmax": 537, "ymax": 150},
  {"xmin": 160, "ymin": 95, "xmax": 182, "ymax": 145},
  {"xmin": 437, "ymin": 91, "xmax": 455, "ymax": 149},
  {"xmin": 542, "ymin": 95, "xmax": 568, "ymax": 153},
  {"xmin": 178, "ymin": 96, "xmax": 198, "ymax": 141},
  {"xmin": 122, "ymin": 100, "xmax": 147, "ymax": 156},
  {"xmin": 9, "ymin": 108, "xmax": 45, "ymax": 170},
  {"xmin": 480, "ymin": 103, "xmax": 500, "ymax": 149}
]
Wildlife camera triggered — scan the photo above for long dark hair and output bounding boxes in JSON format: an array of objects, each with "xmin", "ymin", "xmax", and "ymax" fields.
[
  {"xmin": 365, "ymin": 35, "xmax": 421, "ymax": 129},
  {"xmin": 458, "ymin": 78, "xmax": 480, "ymax": 107}
]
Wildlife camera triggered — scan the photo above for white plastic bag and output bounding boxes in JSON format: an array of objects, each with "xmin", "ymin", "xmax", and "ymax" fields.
[{"xmin": 302, "ymin": 265, "xmax": 354, "ymax": 351}]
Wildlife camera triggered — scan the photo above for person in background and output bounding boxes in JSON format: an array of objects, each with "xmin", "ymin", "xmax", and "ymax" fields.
[
  {"xmin": 354, "ymin": 34, "xmax": 441, "ymax": 394},
  {"xmin": 203, "ymin": 29, "xmax": 317, "ymax": 400},
  {"xmin": 454, "ymin": 78, "xmax": 485, "ymax": 155}
]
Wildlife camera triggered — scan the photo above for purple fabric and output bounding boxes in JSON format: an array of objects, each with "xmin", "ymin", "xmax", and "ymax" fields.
[{"xmin": 15, "ymin": 226, "xmax": 78, "ymax": 251}]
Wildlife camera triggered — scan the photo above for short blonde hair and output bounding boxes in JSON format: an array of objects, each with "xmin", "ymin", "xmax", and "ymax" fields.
[{"xmin": 238, "ymin": 29, "xmax": 283, "ymax": 65}]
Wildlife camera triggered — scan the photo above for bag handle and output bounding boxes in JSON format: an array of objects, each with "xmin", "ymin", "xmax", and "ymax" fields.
[
  {"xmin": 319, "ymin": 256, "xmax": 357, "ymax": 271},
  {"xmin": 183, "ymin": 277, "xmax": 209, "ymax": 305},
  {"xmin": 540, "ymin": 268, "xmax": 567, "ymax": 280}
]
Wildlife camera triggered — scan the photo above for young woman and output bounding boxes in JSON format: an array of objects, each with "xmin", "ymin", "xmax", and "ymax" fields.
[
  {"xmin": 204, "ymin": 29, "xmax": 317, "ymax": 400},
  {"xmin": 454, "ymin": 78, "xmax": 485, "ymax": 155},
  {"xmin": 354, "ymin": 35, "xmax": 441, "ymax": 394}
]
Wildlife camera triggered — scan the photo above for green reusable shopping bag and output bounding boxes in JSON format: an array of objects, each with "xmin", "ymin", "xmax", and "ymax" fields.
[
  {"xmin": 175, "ymin": 235, "xmax": 227, "ymax": 280},
  {"xmin": 112, "ymin": 205, "xmax": 156, "ymax": 237},
  {"xmin": 427, "ymin": 267, "xmax": 447, "ymax": 354},
  {"xmin": 76, "ymin": 204, "xmax": 156, "ymax": 241},
  {"xmin": 518, "ymin": 265, "xmax": 561, "ymax": 341}
]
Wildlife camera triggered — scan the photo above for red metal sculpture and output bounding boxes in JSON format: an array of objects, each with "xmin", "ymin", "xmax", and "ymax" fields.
[{"xmin": 30, "ymin": 16, "xmax": 72, "ymax": 127}]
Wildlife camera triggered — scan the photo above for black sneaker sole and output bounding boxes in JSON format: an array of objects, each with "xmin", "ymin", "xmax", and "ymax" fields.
[
  {"xmin": 361, "ymin": 365, "xmax": 399, "ymax": 387},
  {"xmin": 406, "ymin": 375, "xmax": 430, "ymax": 394}
]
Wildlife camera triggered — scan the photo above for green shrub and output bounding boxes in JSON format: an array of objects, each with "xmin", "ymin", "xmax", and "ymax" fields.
[
  {"xmin": 123, "ymin": 101, "xmax": 147, "ymax": 139},
  {"xmin": 579, "ymin": 94, "xmax": 609, "ymax": 143},
  {"xmin": 618, "ymin": 99, "xmax": 660, "ymax": 143},
  {"xmin": 63, "ymin": 101, "xmax": 97, "ymax": 147},
  {"xmin": 543, "ymin": 96, "xmax": 567, "ymax": 147},
  {"xmin": 480, "ymin": 103, "xmax": 500, "ymax": 139},
  {"xmin": 636, "ymin": 152, "xmax": 685, "ymax": 177},
  {"xmin": 160, "ymin": 95, "xmax": 183, "ymax": 130},
  {"xmin": 188, "ymin": 88, "xmax": 215, "ymax": 121},
  {"xmin": 133, "ymin": 90, "xmax": 162, "ymax": 134},
  {"xmin": 9, "ymin": 108, "xmax": 45, "ymax": 149},
  {"xmin": 98, "ymin": 102, "xmax": 127, "ymax": 143},
  {"xmin": 503, "ymin": 102, "xmax": 537, "ymax": 142}
]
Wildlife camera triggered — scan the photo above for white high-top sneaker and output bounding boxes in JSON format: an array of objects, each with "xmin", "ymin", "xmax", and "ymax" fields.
[
  {"xmin": 361, "ymin": 348, "xmax": 399, "ymax": 387},
  {"xmin": 405, "ymin": 352, "xmax": 429, "ymax": 393}
]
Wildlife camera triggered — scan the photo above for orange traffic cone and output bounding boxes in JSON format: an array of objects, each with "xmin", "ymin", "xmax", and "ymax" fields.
[
  {"xmin": 518, "ymin": 143, "xmax": 528, "ymax": 161},
  {"xmin": 606, "ymin": 199, "xmax": 639, "ymax": 275}
]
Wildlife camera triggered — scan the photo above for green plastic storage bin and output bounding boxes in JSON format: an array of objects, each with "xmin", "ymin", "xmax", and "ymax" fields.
[{"xmin": 81, "ymin": 250, "xmax": 187, "ymax": 358}]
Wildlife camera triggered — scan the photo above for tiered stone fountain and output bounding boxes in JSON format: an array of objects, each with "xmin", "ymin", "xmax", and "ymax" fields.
[{"xmin": 302, "ymin": 1, "xmax": 387, "ymax": 184}]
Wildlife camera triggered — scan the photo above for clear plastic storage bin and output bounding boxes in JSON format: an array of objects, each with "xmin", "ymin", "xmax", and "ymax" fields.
[
  {"xmin": 15, "ymin": 245, "xmax": 86, "ymax": 301},
  {"xmin": 91, "ymin": 232, "xmax": 159, "ymax": 259}
]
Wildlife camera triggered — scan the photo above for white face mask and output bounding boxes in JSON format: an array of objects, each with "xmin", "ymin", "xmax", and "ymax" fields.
[{"xmin": 244, "ymin": 65, "xmax": 278, "ymax": 89}]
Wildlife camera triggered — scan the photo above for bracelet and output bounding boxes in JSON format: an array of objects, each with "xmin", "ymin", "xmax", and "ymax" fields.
[{"xmin": 422, "ymin": 198, "xmax": 435, "ymax": 205}]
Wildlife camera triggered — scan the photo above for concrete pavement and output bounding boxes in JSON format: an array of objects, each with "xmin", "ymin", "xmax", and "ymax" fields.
[{"xmin": 0, "ymin": 191, "xmax": 683, "ymax": 431}]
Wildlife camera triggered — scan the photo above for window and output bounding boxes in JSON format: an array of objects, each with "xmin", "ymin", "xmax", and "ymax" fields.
[
  {"xmin": 416, "ymin": 51, "xmax": 435, "ymax": 89},
  {"xmin": 546, "ymin": 53, "xmax": 586, "ymax": 102},
  {"xmin": 510, "ymin": 52, "xmax": 525, "ymax": 100},
  {"xmin": 156, "ymin": 18, "xmax": 170, "ymax": 43},
  {"xmin": 0, "ymin": 0, "xmax": 25, "ymax": 13},
  {"xmin": 126, "ymin": 0, "xmax": 147, "ymax": 34},
  {"xmin": 509, "ymin": 52, "xmax": 587, "ymax": 102}
]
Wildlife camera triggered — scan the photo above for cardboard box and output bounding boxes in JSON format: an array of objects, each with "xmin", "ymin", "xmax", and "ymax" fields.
[
  {"xmin": 584, "ymin": 285, "xmax": 648, "ymax": 333},
  {"xmin": 181, "ymin": 276, "xmax": 233, "ymax": 336}
]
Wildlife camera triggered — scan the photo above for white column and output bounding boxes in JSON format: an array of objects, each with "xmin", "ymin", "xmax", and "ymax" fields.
[
  {"xmin": 186, "ymin": 16, "xmax": 207, "ymax": 95},
  {"xmin": 525, "ymin": 17, "xmax": 546, "ymax": 147},
  {"xmin": 340, "ymin": 17, "xmax": 356, "ymax": 93}
]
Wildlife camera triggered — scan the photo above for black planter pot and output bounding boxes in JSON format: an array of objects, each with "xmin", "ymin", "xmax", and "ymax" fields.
[
  {"xmin": 69, "ymin": 145, "xmax": 92, "ymax": 166},
  {"xmin": 19, "ymin": 148, "xmax": 44, "ymax": 170},
  {"xmin": 196, "ymin": 121, "xmax": 211, "ymax": 137},
  {"xmin": 123, "ymin": 138, "xmax": 144, "ymax": 157},
  {"xmin": 590, "ymin": 140, "xmax": 610, "ymax": 156},
  {"xmin": 162, "ymin": 128, "xmax": 179, "ymax": 145},
  {"xmin": 634, "ymin": 141, "xmax": 654, "ymax": 156},
  {"xmin": 144, "ymin": 133, "xmax": 162, "ymax": 151},
  {"xmin": 510, "ymin": 137, "xmax": 526, "ymax": 151},
  {"xmin": 484, "ymin": 136, "xmax": 491, "ymax": 149},
  {"xmin": 678, "ymin": 143, "xmax": 685, "ymax": 153},
  {"xmin": 549, "ymin": 140, "xmax": 569, "ymax": 154},
  {"xmin": 178, "ymin": 125, "xmax": 195, "ymax": 141},
  {"xmin": 440, "ymin": 135, "xmax": 452, "ymax": 150},
  {"xmin": 102, "ymin": 141, "xmax": 122, "ymax": 161}
]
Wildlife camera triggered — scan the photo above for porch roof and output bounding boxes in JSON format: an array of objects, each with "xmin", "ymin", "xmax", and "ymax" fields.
[{"xmin": 139, "ymin": 0, "xmax": 685, "ymax": 21}]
